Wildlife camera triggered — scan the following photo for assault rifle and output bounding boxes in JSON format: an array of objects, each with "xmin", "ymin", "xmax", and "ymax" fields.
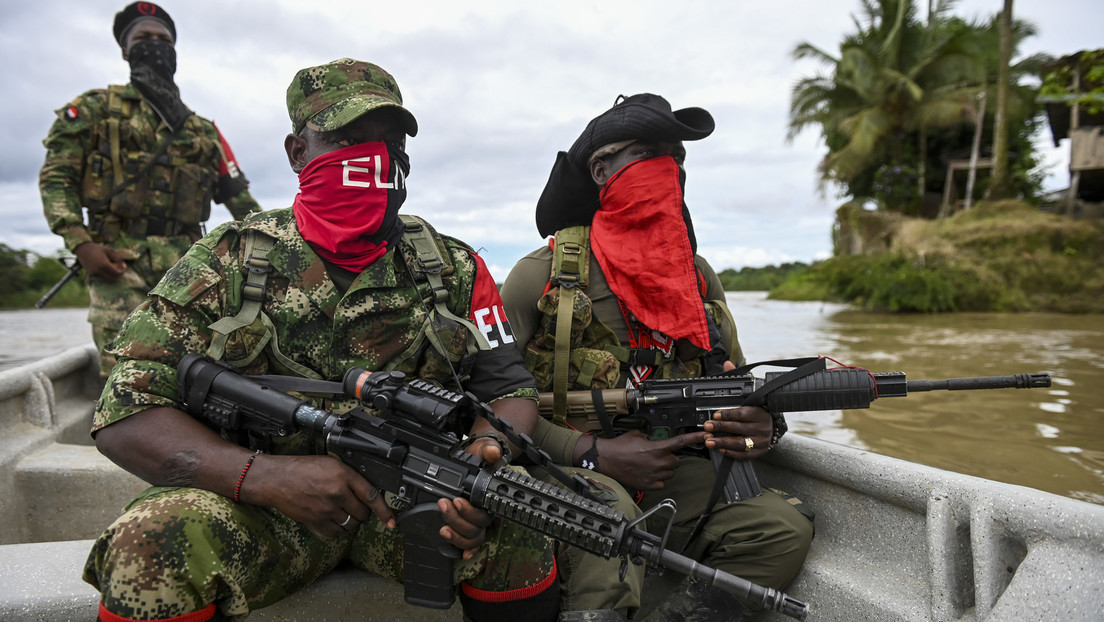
[
  {"xmin": 177, "ymin": 355, "xmax": 810, "ymax": 620},
  {"xmin": 538, "ymin": 357, "xmax": 1053, "ymax": 502},
  {"xmin": 34, "ymin": 259, "xmax": 82, "ymax": 309}
]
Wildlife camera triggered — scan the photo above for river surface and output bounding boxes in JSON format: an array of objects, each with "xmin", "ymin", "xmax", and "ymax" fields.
[{"xmin": 2, "ymin": 295, "xmax": 1102, "ymax": 505}]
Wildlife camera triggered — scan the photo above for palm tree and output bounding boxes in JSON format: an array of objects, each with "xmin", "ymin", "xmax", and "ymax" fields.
[{"xmin": 787, "ymin": 0, "xmax": 1037, "ymax": 212}]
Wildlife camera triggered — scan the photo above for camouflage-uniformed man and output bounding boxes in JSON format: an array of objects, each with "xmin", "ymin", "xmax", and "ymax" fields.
[
  {"xmin": 39, "ymin": 2, "xmax": 261, "ymax": 377},
  {"xmin": 501, "ymin": 94, "xmax": 815, "ymax": 621},
  {"xmin": 83, "ymin": 59, "xmax": 563, "ymax": 622}
]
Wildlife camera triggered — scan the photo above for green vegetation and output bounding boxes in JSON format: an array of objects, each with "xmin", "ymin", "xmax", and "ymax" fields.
[
  {"xmin": 1041, "ymin": 48, "xmax": 1104, "ymax": 116},
  {"xmin": 717, "ymin": 263, "xmax": 810, "ymax": 292},
  {"xmin": 769, "ymin": 201, "xmax": 1104, "ymax": 313},
  {"xmin": 0, "ymin": 244, "xmax": 89, "ymax": 309},
  {"xmin": 788, "ymin": 0, "xmax": 1047, "ymax": 215}
]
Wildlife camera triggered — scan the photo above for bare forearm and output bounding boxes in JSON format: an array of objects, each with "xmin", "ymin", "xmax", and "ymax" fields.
[{"xmin": 94, "ymin": 406, "xmax": 253, "ymax": 497}]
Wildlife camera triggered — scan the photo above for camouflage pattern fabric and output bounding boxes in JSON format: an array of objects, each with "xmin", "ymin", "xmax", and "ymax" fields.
[
  {"xmin": 501, "ymin": 243, "xmax": 814, "ymax": 597},
  {"xmin": 39, "ymin": 83, "xmax": 261, "ymax": 376},
  {"xmin": 88, "ymin": 207, "xmax": 552, "ymax": 618},
  {"xmin": 86, "ymin": 484, "xmax": 553, "ymax": 621},
  {"xmin": 286, "ymin": 58, "xmax": 417, "ymax": 136}
]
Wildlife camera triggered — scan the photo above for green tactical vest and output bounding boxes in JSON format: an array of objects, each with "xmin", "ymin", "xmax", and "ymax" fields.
[
  {"xmin": 206, "ymin": 214, "xmax": 491, "ymax": 383},
  {"xmin": 524, "ymin": 226, "xmax": 740, "ymax": 426},
  {"xmin": 80, "ymin": 85, "xmax": 217, "ymax": 241}
]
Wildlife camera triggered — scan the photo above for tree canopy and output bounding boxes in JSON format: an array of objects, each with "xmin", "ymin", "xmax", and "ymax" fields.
[{"xmin": 788, "ymin": 0, "xmax": 1047, "ymax": 215}]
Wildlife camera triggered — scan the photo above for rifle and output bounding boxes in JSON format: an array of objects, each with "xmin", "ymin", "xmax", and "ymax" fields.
[
  {"xmin": 34, "ymin": 259, "xmax": 82, "ymax": 309},
  {"xmin": 537, "ymin": 357, "xmax": 1053, "ymax": 503},
  {"xmin": 176, "ymin": 354, "xmax": 810, "ymax": 620}
]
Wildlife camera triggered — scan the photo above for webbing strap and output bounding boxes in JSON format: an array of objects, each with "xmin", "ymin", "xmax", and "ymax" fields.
[
  {"xmin": 552, "ymin": 286, "xmax": 575, "ymax": 425},
  {"xmin": 107, "ymin": 118, "xmax": 124, "ymax": 189},
  {"xmin": 400, "ymin": 215, "xmax": 491, "ymax": 354},
  {"xmin": 207, "ymin": 231, "xmax": 275, "ymax": 360},
  {"xmin": 548, "ymin": 226, "xmax": 590, "ymax": 425},
  {"xmin": 551, "ymin": 226, "xmax": 590, "ymax": 287}
]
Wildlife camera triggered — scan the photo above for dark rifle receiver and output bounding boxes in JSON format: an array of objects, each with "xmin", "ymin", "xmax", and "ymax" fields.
[{"xmin": 176, "ymin": 354, "xmax": 810, "ymax": 620}]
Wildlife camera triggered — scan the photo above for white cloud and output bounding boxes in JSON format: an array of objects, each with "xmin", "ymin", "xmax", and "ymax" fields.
[{"xmin": 2, "ymin": 0, "xmax": 1099, "ymax": 274}]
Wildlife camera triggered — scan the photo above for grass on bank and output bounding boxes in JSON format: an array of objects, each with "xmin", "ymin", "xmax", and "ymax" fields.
[{"xmin": 758, "ymin": 200, "xmax": 1104, "ymax": 313}]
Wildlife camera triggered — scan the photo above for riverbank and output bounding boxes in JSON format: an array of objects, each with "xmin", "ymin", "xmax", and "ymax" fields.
[{"xmin": 767, "ymin": 200, "xmax": 1104, "ymax": 312}]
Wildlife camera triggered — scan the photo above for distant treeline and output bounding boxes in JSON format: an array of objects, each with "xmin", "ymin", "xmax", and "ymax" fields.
[
  {"xmin": 717, "ymin": 262, "xmax": 810, "ymax": 292},
  {"xmin": 0, "ymin": 244, "xmax": 89, "ymax": 309}
]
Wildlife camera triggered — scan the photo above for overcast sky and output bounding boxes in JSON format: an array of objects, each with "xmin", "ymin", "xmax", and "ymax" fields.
[{"xmin": 1, "ymin": 0, "xmax": 1099, "ymax": 281}]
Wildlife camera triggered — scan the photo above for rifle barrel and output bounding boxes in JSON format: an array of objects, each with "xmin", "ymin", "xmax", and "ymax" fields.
[
  {"xmin": 34, "ymin": 263, "xmax": 82, "ymax": 309},
  {"xmin": 905, "ymin": 373, "xmax": 1051, "ymax": 393}
]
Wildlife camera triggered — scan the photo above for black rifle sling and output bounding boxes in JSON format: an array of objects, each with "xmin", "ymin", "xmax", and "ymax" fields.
[
  {"xmin": 592, "ymin": 388, "xmax": 616, "ymax": 437},
  {"xmin": 684, "ymin": 357, "xmax": 827, "ymax": 550}
]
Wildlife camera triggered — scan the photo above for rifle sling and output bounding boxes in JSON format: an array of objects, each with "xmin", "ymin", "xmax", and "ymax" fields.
[
  {"xmin": 685, "ymin": 357, "xmax": 827, "ymax": 549},
  {"xmin": 592, "ymin": 388, "xmax": 616, "ymax": 437}
]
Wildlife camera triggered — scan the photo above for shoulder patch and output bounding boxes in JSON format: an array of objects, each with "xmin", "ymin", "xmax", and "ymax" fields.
[{"xmin": 64, "ymin": 106, "xmax": 79, "ymax": 120}]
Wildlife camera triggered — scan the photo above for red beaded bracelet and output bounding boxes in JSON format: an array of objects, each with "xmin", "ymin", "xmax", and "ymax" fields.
[{"xmin": 233, "ymin": 450, "xmax": 262, "ymax": 503}]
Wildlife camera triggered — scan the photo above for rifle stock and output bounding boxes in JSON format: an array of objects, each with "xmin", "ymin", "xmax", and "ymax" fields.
[{"xmin": 177, "ymin": 355, "xmax": 810, "ymax": 620}]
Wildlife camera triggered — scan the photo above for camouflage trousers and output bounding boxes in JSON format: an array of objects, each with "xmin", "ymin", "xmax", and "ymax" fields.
[
  {"xmin": 638, "ymin": 455, "xmax": 815, "ymax": 592},
  {"xmin": 84, "ymin": 484, "xmax": 556, "ymax": 621},
  {"xmin": 526, "ymin": 466, "xmax": 645, "ymax": 617}
]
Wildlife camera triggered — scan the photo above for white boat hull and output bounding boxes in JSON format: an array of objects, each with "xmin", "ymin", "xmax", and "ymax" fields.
[{"xmin": 1, "ymin": 345, "xmax": 1100, "ymax": 621}]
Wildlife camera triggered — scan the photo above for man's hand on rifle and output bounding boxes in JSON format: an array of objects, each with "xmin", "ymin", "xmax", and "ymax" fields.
[
  {"xmin": 582, "ymin": 429, "xmax": 710, "ymax": 493},
  {"xmin": 703, "ymin": 406, "xmax": 773, "ymax": 460},
  {"xmin": 75, "ymin": 241, "xmax": 127, "ymax": 280},
  {"xmin": 443, "ymin": 436, "xmax": 504, "ymax": 559},
  {"xmin": 246, "ymin": 454, "xmax": 395, "ymax": 540}
]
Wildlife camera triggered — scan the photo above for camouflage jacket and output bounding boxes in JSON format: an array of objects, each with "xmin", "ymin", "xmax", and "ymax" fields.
[
  {"xmin": 94, "ymin": 208, "xmax": 536, "ymax": 451},
  {"xmin": 40, "ymin": 83, "xmax": 260, "ymax": 256}
]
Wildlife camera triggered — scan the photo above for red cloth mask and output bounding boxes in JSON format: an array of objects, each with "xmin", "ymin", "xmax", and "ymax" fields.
[
  {"xmin": 591, "ymin": 156, "xmax": 710, "ymax": 351},
  {"xmin": 293, "ymin": 141, "xmax": 408, "ymax": 272}
]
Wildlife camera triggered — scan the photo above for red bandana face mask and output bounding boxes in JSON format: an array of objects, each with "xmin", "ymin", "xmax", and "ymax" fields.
[
  {"xmin": 591, "ymin": 156, "xmax": 710, "ymax": 351},
  {"xmin": 293, "ymin": 141, "xmax": 409, "ymax": 272}
]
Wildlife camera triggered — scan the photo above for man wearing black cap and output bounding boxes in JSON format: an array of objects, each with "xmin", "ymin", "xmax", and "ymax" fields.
[
  {"xmin": 39, "ymin": 2, "xmax": 260, "ymax": 378},
  {"xmin": 501, "ymin": 94, "xmax": 814, "ymax": 621}
]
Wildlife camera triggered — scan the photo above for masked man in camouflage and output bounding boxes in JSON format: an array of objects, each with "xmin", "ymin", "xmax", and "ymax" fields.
[
  {"xmin": 83, "ymin": 59, "xmax": 565, "ymax": 622},
  {"xmin": 500, "ymin": 94, "xmax": 815, "ymax": 621},
  {"xmin": 39, "ymin": 2, "xmax": 261, "ymax": 378}
]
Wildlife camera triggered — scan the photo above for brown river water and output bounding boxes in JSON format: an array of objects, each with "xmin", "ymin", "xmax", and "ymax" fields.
[{"xmin": 3, "ymin": 295, "xmax": 1102, "ymax": 505}]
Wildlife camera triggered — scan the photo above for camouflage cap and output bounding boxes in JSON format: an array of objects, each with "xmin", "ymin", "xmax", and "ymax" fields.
[{"xmin": 286, "ymin": 58, "xmax": 418, "ymax": 136}]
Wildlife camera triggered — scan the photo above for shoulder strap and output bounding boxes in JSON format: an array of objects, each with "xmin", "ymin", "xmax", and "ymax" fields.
[
  {"xmin": 207, "ymin": 228, "xmax": 274, "ymax": 360},
  {"xmin": 549, "ymin": 226, "xmax": 590, "ymax": 421},
  {"xmin": 400, "ymin": 215, "xmax": 491, "ymax": 354},
  {"xmin": 205, "ymin": 228, "xmax": 321, "ymax": 378}
]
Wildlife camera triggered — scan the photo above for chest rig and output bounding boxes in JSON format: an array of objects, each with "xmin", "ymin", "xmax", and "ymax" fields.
[
  {"xmin": 206, "ymin": 214, "xmax": 491, "ymax": 381},
  {"xmin": 81, "ymin": 84, "xmax": 215, "ymax": 242},
  {"xmin": 526, "ymin": 226, "xmax": 739, "ymax": 425}
]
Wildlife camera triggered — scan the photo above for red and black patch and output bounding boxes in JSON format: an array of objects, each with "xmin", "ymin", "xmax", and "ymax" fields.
[{"xmin": 64, "ymin": 107, "xmax": 79, "ymax": 120}]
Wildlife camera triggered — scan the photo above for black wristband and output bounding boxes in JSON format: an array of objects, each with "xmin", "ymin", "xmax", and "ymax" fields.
[{"xmin": 580, "ymin": 434, "xmax": 599, "ymax": 470}]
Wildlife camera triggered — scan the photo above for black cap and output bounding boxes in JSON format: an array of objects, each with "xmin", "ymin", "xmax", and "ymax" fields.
[
  {"xmin": 535, "ymin": 94, "xmax": 714, "ymax": 237},
  {"xmin": 113, "ymin": 2, "xmax": 176, "ymax": 47}
]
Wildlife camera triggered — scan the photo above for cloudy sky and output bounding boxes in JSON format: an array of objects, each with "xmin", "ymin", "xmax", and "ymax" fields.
[{"xmin": 1, "ymin": 0, "xmax": 1098, "ymax": 281}]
